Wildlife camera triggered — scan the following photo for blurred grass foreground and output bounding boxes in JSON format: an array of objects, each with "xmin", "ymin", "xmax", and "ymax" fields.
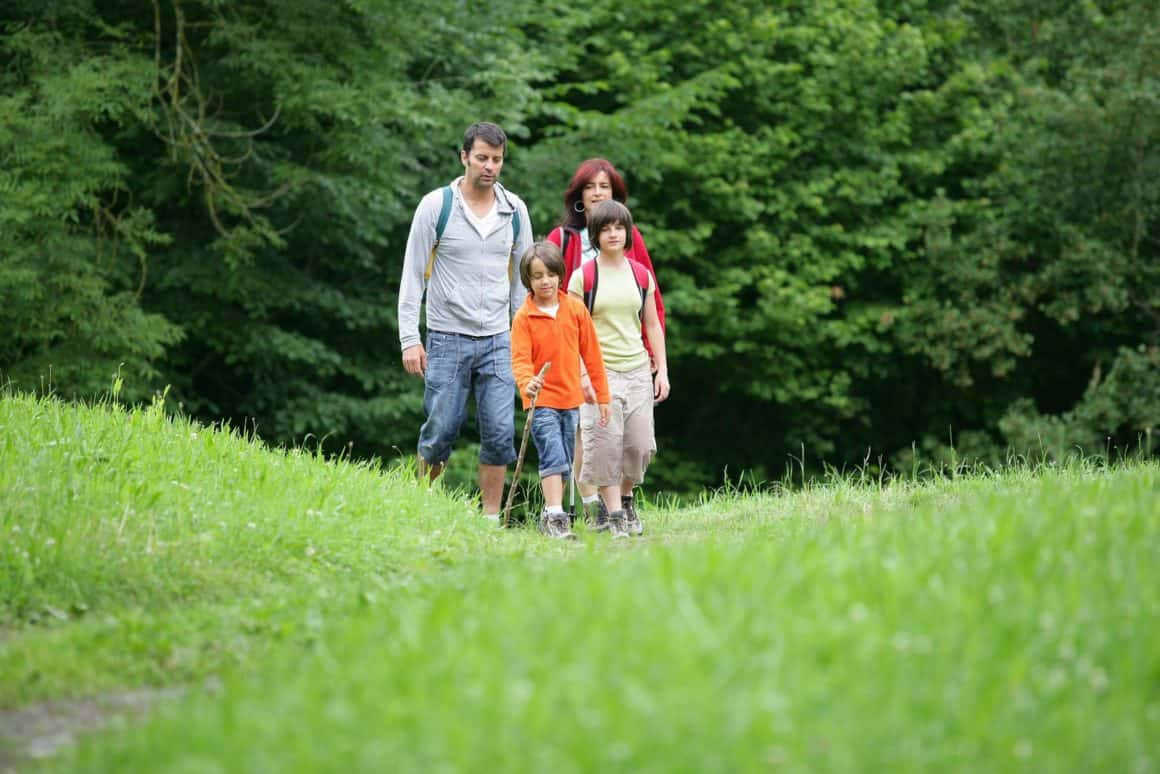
[{"xmin": 1, "ymin": 392, "xmax": 1157, "ymax": 772}]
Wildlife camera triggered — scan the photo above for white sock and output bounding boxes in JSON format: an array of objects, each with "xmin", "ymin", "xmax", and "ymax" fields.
[
  {"xmin": 545, "ymin": 505, "xmax": 565, "ymax": 515},
  {"xmin": 482, "ymin": 513, "xmax": 500, "ymax": 522},
  {"xmin": 581, "ymin": 494, "xmax": 600, "ymax": 505}
]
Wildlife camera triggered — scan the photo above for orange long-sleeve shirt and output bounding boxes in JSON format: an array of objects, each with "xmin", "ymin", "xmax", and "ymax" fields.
[{"xmin": 511, "ymin": 291, "xmax": 611, "ymax": 411}]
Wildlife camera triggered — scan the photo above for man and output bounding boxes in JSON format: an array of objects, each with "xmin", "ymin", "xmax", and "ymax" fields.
[{"xmin": 397, "ymin": 121, "xmax": 533, "ymax": 522}]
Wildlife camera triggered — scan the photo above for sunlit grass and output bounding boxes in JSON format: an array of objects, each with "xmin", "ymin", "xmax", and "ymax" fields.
[
  {"xmin": 2, "ymin": 392, "xmax": 1157, "ymax": 771},
  {"xmin": 0, "ymin": 391, "xmax": 547, "ymax": 704}
]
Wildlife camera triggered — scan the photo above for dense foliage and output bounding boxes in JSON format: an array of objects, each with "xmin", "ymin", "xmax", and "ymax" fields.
[{"xmin": 2, "ymin": 0, "xmax": 1156, "ymax": 492}]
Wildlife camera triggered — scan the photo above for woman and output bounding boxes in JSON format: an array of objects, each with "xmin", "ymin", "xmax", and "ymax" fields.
[{"xmin": 547, "ymin": 159, "xmax": 666, "ymax": 529}]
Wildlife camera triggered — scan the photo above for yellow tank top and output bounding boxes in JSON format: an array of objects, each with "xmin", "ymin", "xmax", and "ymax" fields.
[{"xmin": 567, "ymin": 259, "xmax": 653, "ymax": 373}]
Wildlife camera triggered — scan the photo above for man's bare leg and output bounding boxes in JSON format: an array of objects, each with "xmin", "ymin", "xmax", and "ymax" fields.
[
  {"xmin": 479, "ymin": 463, "xmax": 506, "ymax": 516},
  {"xmin": 418, "ymin": 455, "xmax": 445, "ymax": 483}
]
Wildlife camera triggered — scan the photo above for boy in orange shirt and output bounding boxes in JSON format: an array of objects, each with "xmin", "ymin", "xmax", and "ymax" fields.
[{"xmin": 511, "ymin": 242, "xmax": 611, "ymax": 539}]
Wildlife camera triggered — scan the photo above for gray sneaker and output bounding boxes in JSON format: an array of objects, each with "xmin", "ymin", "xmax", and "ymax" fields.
[
  {"xmin": 622, "ymin": 497, "xmax": 643, "ymax": 536},
  {"xmin": 607, "ymin": 509, "xmax": 629, "ymax": 539},
  {"xmin": 539, "ymin": 511, "xmax": 576, "ymax": 540},
  {"xmin": 551, "ymin": 513, "xmax": 577, "ymax": 540},
  {"xmin": 587, "ymin": 499, "xmax": 611, "ymax": 532}
]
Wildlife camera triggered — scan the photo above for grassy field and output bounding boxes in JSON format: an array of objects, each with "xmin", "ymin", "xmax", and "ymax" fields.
[{"xmin": 1, "ymin": 392, "xmax": 1157, "ymax": 772}]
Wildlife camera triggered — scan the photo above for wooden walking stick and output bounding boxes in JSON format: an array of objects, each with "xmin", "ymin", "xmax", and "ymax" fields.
[{"xmin": 503, "ymin": 362, "xmax": 551, "ymax": 528}]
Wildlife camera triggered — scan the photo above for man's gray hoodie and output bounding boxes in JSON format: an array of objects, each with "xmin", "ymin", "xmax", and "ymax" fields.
[{"xmin": 397, "ymin": 178, "xmax": 533, "ymax": 351}]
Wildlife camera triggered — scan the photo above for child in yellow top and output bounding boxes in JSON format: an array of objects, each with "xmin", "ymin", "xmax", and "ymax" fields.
[{"xmin": 567, "ymin": 201, "xmax": 669, "ymax": 538}]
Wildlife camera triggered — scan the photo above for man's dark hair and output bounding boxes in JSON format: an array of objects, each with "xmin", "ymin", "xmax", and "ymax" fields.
[
  {"xmin": 462, "ymin": 122, "xmax": 507, "ymax": 155},
  {"xmin": 587, "ymin": 200, "xmax": 635, "ymax": 252},
  {"xmin": 519, "ymin": 241, "xmax": 566, "ymax": 292}
]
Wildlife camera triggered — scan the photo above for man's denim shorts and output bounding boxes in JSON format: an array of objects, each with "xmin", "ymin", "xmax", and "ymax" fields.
[
  {"xmin": 418, "ymin": 330, "xmax": 516, "ymax": 467},
  {"xmin": 531, "ymin": 407, "xmax": 578, "ymax": 479}
]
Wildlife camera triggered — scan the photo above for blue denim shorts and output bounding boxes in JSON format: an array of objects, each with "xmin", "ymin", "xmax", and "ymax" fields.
[
  {"xmin": 530, "ymin": 407, "xmax": 578, "ymax": 479},
  {"xmin": 418, "ymin": 330, "xmax": 516, "ymax": 467}
]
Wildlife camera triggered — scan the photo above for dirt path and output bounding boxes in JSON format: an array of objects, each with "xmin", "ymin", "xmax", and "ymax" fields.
[{"xmin": 0, "ymin": 687, "xmax": 184, "ymax": 772}]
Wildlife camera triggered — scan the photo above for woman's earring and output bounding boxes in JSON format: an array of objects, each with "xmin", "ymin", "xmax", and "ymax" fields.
[{"xmin": 573, "ymin": 200, "xmax": 586, "ymax": 214}]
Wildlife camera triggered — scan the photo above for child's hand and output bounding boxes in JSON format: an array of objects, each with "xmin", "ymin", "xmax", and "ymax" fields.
[
  {"xmin": 581, "ymin": 375, "xmax": 596, "ymax": 404},
  {"xmin": 598, "ymin": 403, "xmax": 611, "ymax": 426},
  {"xmin": 653, "ymin": 372, "xmax": 670, "ymax": 403},
  {"xmin": 526, "ymin": 375, "xmax": 544, "ymax": 400}
]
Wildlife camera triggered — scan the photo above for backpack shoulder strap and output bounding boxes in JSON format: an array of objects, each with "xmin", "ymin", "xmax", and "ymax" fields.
[
  {"xmin": 425, "ymin": 186, "xmax": 454, "ymax": 281},
  {"xmin": 435, "ymin": 185, "xmax": 454, "ymax": 240},
  {"xmin": 583, "ymin": 259, "xmax": 650, "ymax": 318},
  {"xmin": 559, "ymin": 227, "xmax": 576, "ymax": 282},
  {"xmin": 629, "ymin": 259, "xmax": 651, "ymax": 319},
  {"xmin": 581, "ymin": 260, "xmax": 598, "ymax": 314},
  {"xmin": 508, "ymin": 207, "xmax": 523, "ymax": 284}
]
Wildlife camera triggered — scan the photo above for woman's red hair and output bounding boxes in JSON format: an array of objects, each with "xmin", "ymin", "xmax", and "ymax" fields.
[{"xmin": 561, "ymin": 158, "xmax": 628, "ymax": 230}]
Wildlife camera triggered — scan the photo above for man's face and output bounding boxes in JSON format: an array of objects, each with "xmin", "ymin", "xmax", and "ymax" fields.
[{"xmin": 461, "ymin": 140, "xmax": 505, "ymax": 190}]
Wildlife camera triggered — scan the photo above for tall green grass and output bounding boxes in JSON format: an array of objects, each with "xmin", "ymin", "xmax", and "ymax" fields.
[
  {"xmin": 0, "ymin": 391, "xmax": 552, "ymax": 704},
  {"xmin": 2, "ymin": 393, "xmax": 1157, "ymax": 771}
]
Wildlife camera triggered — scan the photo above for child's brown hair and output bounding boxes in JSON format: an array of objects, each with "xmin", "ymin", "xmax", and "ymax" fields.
[
  {"xmin": 519, "ymin": 241, "xmax": 566, "ymax": 292},
  {"xmin": 587, "ymin": 200, "xmax": 635, "ymax": 252}
]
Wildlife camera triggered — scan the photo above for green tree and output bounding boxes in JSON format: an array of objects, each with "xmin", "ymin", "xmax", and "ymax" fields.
[
  {"xmin": 521, "ymin": 0, "xmax": 1015, "ymax": 486},
  {"xmin": 3, "ymin": 0, "xmax": 1154, "ymax": 495},
  {"xmin": 1, "ymin": 12, "xmax": 181, "ymax": 398},
  {"xmin": 523, "ymin": 0, "xmax": 1158, "ymax": 487},
  {"xmin": 896, "ymin": 0, "xmax": 1159, "ymax": 464},
  {"xmin": 2, "ymin": 0, "xmax": 577, "ymax": 473}
]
